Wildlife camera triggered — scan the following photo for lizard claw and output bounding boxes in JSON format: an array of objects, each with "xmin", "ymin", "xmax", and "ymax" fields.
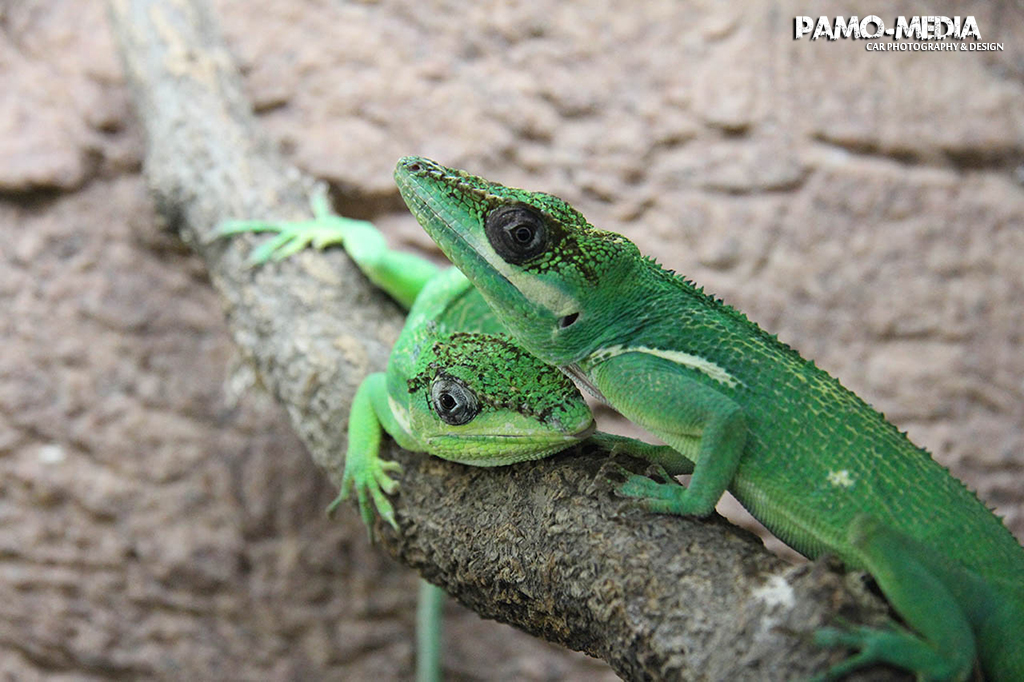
[
  {"xmin": 591, "ymin": 461, "xmax": 657, "ymax": 514},
  {"xmin": 332, "ymin": 450, "xmax": 402, "ymax": 542},
  {"xmin": 596, "ymin": 459, "xmax": 635, "ymax": 487},
  {"xmin": 598, "ymin": 459, "xmax": 675, "ymax": 488},
  {"xmin": 808, "ymin": 625, "xmax": 878, "ymax": 682},
  {"xmin": 375, "ymin": 460, "xmax": 404, "ymax": 495},
  {"xmin": 641, "ymin": 461, "xmax": 675, "ymax": 484},
  {"xmin": 595, "ymin": 458, "xmax": 690, "ymax": 515},
  {"xmin": 809, "ymin": 620, "xmax": 935, "ymax": 682}
]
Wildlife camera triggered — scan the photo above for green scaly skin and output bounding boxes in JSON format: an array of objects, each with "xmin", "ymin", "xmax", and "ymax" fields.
[
  {"xmin": 395, "ymin": 156, "xmax": 1024, "ymax": 682},
  {"xmin": 216, "ymin": 190, "xmax": 689, "ymax": 682}
]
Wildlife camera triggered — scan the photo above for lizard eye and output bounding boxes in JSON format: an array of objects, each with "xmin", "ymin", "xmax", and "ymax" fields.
[
  {"xmin": 430, "ymin": 376, "xmax": 480, "ymax": 426},
  {"xmin": 485, "ymin": 205, "xmax": 547, "ymax": 264}
]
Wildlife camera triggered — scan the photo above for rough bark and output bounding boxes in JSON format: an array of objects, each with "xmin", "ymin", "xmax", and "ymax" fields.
[{"xmin": 107, "ymin": 0, "xmax": 907, "ymax": 679}]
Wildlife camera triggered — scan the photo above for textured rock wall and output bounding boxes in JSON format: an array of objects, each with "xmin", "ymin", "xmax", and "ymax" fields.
[{"xmin": 1, "ymin": 1, "xmax": 1021, "ymax": 679}]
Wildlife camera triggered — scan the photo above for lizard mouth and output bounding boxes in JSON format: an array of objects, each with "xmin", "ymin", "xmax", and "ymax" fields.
[
  {"xmin": 426, "ymin": 423, "xmax": 594, "ymax": 445},
  {"xmin": 423, "ymin": 418, "xmax": 596, "ymax": 458}
]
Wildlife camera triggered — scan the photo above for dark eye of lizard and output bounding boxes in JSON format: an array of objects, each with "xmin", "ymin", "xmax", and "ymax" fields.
[
  {"xmin": 485, "ymin": 205, "xmax": 547, "ymax": 264},
  {"xmin": 430, "ymin": 376, "xmax": 480, "ymax": 426}
]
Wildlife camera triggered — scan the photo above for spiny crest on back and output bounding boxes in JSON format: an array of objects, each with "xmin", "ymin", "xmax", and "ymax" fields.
[
  {"xmin": 634, "ymin": 250, "xmax": 808, "ymax": 348},
  {"xmin": 406, "ymin": 331, "xmax": 585, "ymax": 425}
]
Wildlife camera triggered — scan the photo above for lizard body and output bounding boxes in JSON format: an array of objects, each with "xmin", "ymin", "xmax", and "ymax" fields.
[{"xmin": 396, "ymin": 156, "xmax": 1024, "ymax": 681}]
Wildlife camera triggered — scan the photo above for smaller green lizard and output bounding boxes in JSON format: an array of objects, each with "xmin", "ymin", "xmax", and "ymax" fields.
[{"xmin": 216, "ymin": 190, "xmax": 686, "ymax": 681}]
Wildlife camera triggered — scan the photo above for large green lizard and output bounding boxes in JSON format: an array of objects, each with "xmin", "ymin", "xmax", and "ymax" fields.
[
  {"xmin": 395, "ymin": 156, "xmax": 1024, "ymax": 681},
  {"xmin": 216, "ymin": 191, "xmax": 685, "ymax": 681}
]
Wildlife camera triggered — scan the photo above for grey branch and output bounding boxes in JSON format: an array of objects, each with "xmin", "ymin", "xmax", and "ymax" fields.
[{"xmin": 107, "ymin": 1, "xmax": 905, "ymax": 679}]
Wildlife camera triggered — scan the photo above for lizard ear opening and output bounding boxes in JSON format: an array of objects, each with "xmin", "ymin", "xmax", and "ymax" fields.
[
  {"xmin": 558, "ymin": 312, "xmax": 579, "ymax": 328},
  {"xmin": 485, "ymin": 205, "xmax": 548, "ymax": 265},
  {"xmin": 430, "ymin": 376, "xmax": 480, "ymax": 426}
]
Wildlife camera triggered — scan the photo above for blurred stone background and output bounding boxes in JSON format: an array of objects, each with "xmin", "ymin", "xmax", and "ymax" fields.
[{"xmin": 1, "ymin": 0, "xmax": 1021, "ymax": 679}]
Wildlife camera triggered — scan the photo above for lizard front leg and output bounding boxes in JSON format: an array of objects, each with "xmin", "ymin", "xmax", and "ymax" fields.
[
  {"xmin": 330, "ymin": 372, "xmax": 406, "ymax": 537},
  {"xmin": 590, "ymin": 352, "xmax": 746, "ymax": 517}
]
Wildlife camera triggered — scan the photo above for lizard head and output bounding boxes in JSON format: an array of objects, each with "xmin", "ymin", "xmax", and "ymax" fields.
[
  {"xmin": 396, "ymin": 156, "xmax": 644, "ymax": 367},
  {"xmin": 405, "ymin": 332, "xmax": 595, "ymax": 464}
]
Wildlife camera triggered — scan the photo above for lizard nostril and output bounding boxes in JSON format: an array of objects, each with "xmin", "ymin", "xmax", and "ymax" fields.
[{"xmin": 407, "ymin": 162, "xmax": 422, "ymax": 172}]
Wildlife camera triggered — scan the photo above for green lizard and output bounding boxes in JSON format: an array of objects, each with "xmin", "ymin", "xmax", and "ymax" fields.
[
  {"xmin": 395, "ymin": 156, "xmax": 1024, "ymax": 681},
  {"xmin": 216, "ymin": 190, "xmax": 686, "ymax": 681}
]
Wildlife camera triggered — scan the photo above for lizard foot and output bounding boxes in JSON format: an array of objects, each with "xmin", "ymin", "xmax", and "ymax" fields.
[
  {"xmin": 213, "ymin": 185, "xmax": 373, "ymax": 264},
  {"xmin": 216, "ymin": 215, "xmax": 360, "ymax": 265},
  {"xmin": 613, "ymin": 473, "xmax": 719, "ymax": 516},
  {"xmin": 597, "ymin": 460, "xmax": 680, "ymax": 514},
  {"xmin": 330, "ymin": 455, "xmax": 404, "ymax": 542},
  {"xmin": 811, "ymin": 624, "xmax": 963, "ymax": 682}
]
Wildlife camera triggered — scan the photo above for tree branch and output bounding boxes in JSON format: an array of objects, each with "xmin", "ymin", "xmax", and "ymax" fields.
[{"xmin": 108, "ymin": 1, "xmax": 904, "ymax": 678}]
